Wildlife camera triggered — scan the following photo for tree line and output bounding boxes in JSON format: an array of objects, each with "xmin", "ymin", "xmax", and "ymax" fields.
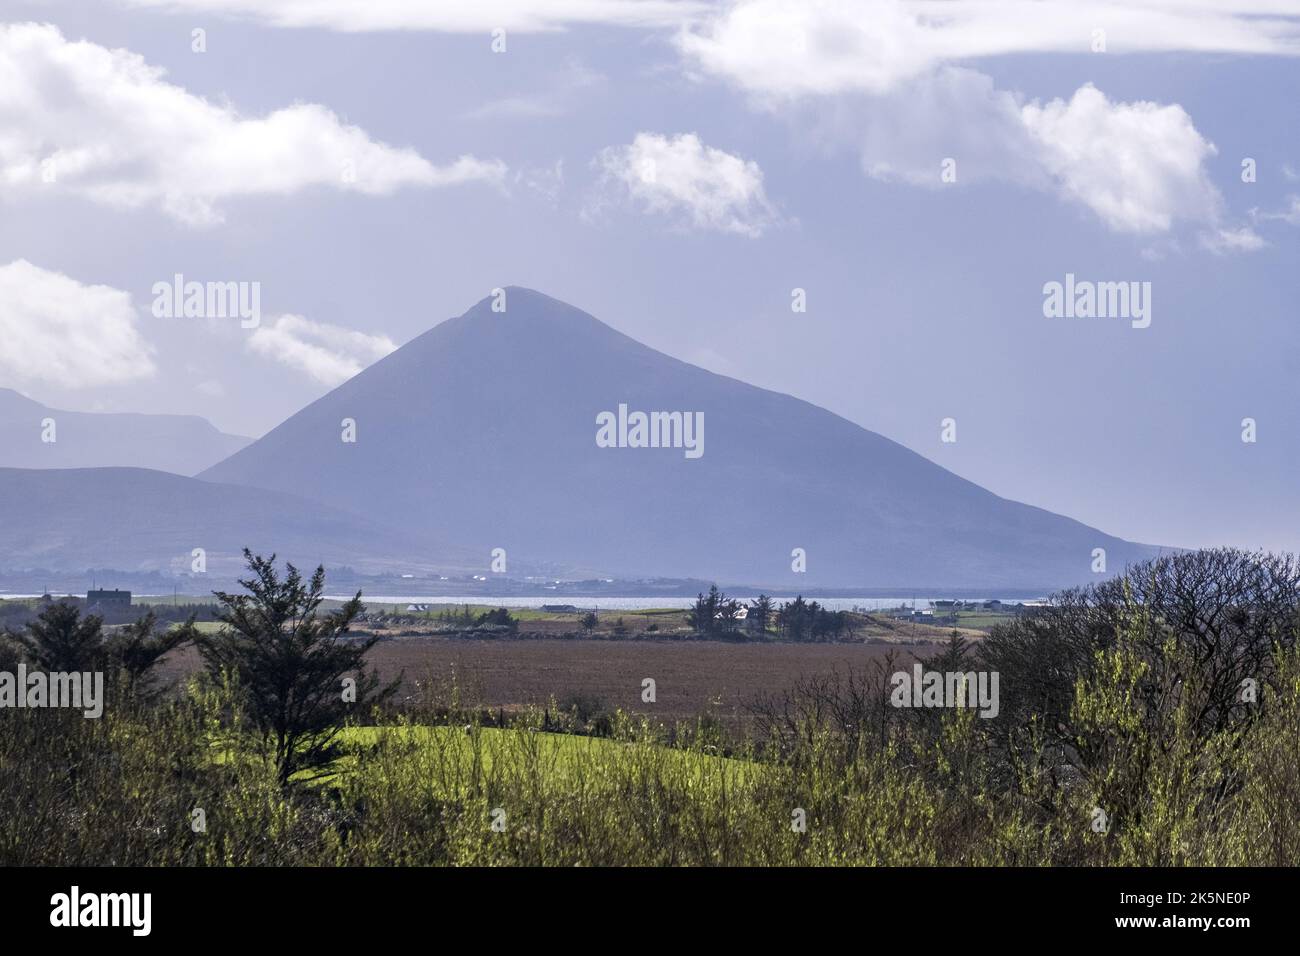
[{"xmin": 687, "ymin": 584, "xmax": 855, "ymax": 641}]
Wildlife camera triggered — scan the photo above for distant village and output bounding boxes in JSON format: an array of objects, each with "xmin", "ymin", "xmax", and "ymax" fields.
[{"xmin": 884, "ymin": 598, "xmax": 1046, "ymax": 625}]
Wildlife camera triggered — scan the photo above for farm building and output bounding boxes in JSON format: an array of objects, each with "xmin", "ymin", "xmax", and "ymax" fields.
[{"xmin": 86, "ymin": 589, "xmax": 131, "ymax": 607}]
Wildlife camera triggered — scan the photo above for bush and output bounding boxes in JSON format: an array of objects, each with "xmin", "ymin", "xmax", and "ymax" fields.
[{"xmin": 474, "ymin": 607, "xmax": 518, "ymax": 632}]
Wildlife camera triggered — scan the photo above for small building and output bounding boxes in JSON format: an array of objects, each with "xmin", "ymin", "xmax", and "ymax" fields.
[
  {"xmin": 87, "ymin": 589, "xmax": 131, "ymax": 607},
  {"xmin": 542, "ymin": 604, "xmax": 579, "ymax": 613},
  {"xmin": 714, "ymin": 606, "xmax": 748, "ymax": 621}
]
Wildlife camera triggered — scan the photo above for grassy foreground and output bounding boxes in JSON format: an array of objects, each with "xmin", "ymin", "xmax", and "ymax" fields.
[
  {"xmin": 4, "ymin": 639, "xmax": 1300, "ymax": 867},
  {"xmin": 4, "ymin": 547, "xmax": 1300, "ymax": 867}
]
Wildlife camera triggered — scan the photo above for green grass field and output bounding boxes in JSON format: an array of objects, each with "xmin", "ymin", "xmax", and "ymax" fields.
[
  {"xmin": 378, "ymin": 603, "xmax": 688, "ymax": 623},
  {"xmin": 318, "ymin": 723, "xmax": 742, "ymax": 786}
]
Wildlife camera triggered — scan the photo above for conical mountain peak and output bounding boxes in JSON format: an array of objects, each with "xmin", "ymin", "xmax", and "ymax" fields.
[{"xmin": 201, "ymin": 290, "xmax": 1157, "ymax": 589}]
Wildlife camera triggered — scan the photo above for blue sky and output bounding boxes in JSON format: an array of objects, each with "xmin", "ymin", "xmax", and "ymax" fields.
[{"xmin": 1, "ymin": 0, "xmax": 1298, "ymax": 554}]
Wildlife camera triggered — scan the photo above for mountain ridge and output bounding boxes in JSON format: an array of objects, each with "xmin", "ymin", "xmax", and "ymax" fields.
[
  {"xmin": 0, "ymin": 387, "xmax": 251, "ymax": 476},
  {"xmin": 0, "ymin": 465, "xmax": 475, "ymax": 578}
]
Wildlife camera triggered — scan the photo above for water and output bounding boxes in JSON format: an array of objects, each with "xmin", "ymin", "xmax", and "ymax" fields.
[
  {"xmin": 339, "ymin": 595, "xmax": 1043, "ymax": 611},
  {"xmin": 1, "ymin": 592, "xmax": 1046, "ymax": 611}
]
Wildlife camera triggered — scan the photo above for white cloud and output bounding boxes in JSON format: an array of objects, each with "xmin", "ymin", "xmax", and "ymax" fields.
[
  {"xmin": 1252, "ymin": 194, "xmax": 1300, "ymax": 225},
  {"xmin": 679, "ymin": 0, "xmax": 1300, "ymax": 100},
  {"xmin": 0, "ymin": 23, "xmax": 506, "ymax": 225},
  {"xmin": 0, "ymin": 260, "xmax": 157, "ymax": 388},
  {"xmin": 1020, "ymin": 84, "xmax": 1221, "ymax": 234},
  {"xmin": 594, "ymin": 132, "xmax": 778, "ymax": 236},
  {"xmin": 247, "ymin": 314, "xmax": 396, "ymax": 386},
  {"xmin": 676, "ymin": 2, "xmax": 1291, "ymax": 239},
  {"xmin": 849, "ymin": 67, "xmax": 1043, "ymax": 186},
  {"xmin": 809, "ymin": 69, "xmax": 1224, "ymax": 235},
  {"xmin": 1199, "ymin": 226, "xmax": 1268, "ymax": 254},
  {"xmin": 121, "ymin": 0, "xmax": 706, "ymax": 32}
]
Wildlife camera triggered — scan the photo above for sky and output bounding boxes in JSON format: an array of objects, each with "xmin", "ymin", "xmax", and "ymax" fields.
[{"xmin": 0, "ymin": 0, "xmax": 1298, "ymax": 555}]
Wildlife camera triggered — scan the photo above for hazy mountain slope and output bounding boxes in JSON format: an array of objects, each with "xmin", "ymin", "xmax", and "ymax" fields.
[
  {"xmin": 0, "ymin": 388, "xmax": 251, "ymax": 476},
  {"xmin": 0, "ymin": 467, "xmax": 454, "ymax": 577},
  {"xmin": 202, "ymin": 288, "xmax": 1160, "ymax": 589}
]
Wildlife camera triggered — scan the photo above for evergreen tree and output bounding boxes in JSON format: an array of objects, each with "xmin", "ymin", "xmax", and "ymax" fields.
[
  {"xmin": 748, "ymin": 594, "xmax": 774, "ymax": 637},
  {"xmin": 13, "ymin": 601, "xmax": 106, "ymax": 671},
  {"xmin": 198, "ymin": 550, "xmax": 397, "ymax": 786}
]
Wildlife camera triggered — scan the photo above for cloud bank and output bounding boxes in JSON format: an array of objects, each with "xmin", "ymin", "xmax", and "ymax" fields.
[
  {"xmin": 0, "ymin": 23, "xmax": 506, "ymax": 225},
  {"xmin": 679, "ymin": 0, "xmax": 1300, "ymax": 99},
  {"xmin": 0, "ymin": 260, "xmax": 157, "ymax": 389},
  {"xmin": 121, "ymin": 0, "xmax": 706, "ymax": 32}
]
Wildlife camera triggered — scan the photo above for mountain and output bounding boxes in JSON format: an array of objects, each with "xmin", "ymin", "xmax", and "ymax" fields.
[
  {"xmin": 201, "ymin": 288, "xmax": 1160, "ymax": 590},
  {"xmin": 0, "ymin": 466, "xmax": 462, "ymax": 579},
  {"xmin": 0, "ymin": 388, "xmax": 251, "ymax": 476}
]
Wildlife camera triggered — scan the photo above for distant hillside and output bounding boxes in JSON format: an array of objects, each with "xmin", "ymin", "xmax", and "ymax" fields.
[
  {"xmin": 202, "ymin": 288, "xmax": 1161, "ymax": 589},
  {"xmin": 0, "ymin": 466, "xmax": 471, "ymax": 579},
  {"xmin": 0, "ymin": 388, "xmax": 250, "ymax": 476}
]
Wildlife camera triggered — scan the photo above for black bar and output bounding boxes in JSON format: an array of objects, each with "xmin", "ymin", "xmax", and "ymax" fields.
[{"xmin": 1, "ymin": 866, "xmax": 1274, "ymax": 941}]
